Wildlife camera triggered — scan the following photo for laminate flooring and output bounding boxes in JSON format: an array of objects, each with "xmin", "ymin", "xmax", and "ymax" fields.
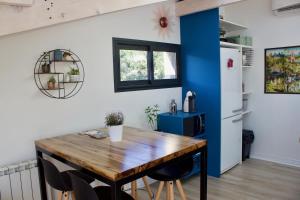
[{"xmin": 136, "ymin": 159, "xmax": 300, "ymax": 200}]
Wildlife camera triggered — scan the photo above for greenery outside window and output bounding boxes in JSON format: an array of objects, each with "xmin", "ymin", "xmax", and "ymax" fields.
[{"xmin": 113, "ymin": 38, "xmax": 181, "ymax": 92}]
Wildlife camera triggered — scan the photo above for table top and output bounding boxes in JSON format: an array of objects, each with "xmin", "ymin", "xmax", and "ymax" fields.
[{"xmin": 35, "ymin": 126, "xmax": 206, "ymax": 181}]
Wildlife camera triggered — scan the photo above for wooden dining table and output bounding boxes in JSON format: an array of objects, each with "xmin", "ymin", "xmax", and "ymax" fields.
[{"xmin": 35, "ymin": 126, "xmax": 207, "ymax": 200}]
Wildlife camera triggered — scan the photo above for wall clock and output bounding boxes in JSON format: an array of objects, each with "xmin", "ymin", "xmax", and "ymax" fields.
[{"xmin": 153, "ymin": 5, "xmax": 176, "ymax": 38}]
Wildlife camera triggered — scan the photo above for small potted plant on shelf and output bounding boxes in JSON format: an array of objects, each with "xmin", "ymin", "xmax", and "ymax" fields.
[
  {"xmin": 41, "ymin": 62, "xmax": 51, "ymax": 73},
  {"xmin": 105, "ymin": 112, "xmax": 124, "ymax": 142},
  {"xmin": 48, "ymin": 76, "xmax": 56, "ymax": 90},
  {"xmin": 145, "ymin": 104, "xmax": 160, "ymax": 130},
  {"xmin": 63, "ymin": 52, "xmax": 73, "ymax": 61},
  {"xmin": 68, "ymin": 67, "xmax": 80, "ymax": 82}
]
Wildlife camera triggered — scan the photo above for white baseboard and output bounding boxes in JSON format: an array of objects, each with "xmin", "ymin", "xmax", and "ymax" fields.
[{"xmin": 251, "ymin": 153, "xmax": 300, "ymax": 168}]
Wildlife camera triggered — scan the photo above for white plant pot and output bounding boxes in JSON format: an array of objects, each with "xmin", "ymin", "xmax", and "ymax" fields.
[
  {"xmin": 108, "ymin": 125, "xmax": 123, "ymax": 142},
  {"xmin": 70, "ymin": 75, "xmax": 80, "ymax": 82}
]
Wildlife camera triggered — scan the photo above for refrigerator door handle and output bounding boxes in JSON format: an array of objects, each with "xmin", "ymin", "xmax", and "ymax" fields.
[
  {"xmin": 232, "ymin": 108, "xmax": 243, "ymax": 113},
  {"xmin": 232, "ymin": 117, "xmax": 243, "ymax": 123}
]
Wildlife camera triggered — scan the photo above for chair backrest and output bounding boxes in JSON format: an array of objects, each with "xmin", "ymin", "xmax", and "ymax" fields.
[
  {"xmin": 39, "ymin": 157, "xmax": 66, "ymax": 191},
  {"xmin": 165, "ymin": 156, "xmax": 194, "ymax": 179},
  {"xmin": 152, "ymin": 156, "xmax": 195, "ymax": 181},
  {"xmin": 69, "ymin": 172, "xmax": 99, "ymax": 200},
  {"xmin": 178, "ymin": 156, "xmax": 194, "ymax": 175}
]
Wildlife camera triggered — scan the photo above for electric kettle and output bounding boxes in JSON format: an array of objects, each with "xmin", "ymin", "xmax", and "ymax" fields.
[{"xmin": 183, "ymin": 91, "xmax": 196, "ymax": 113}]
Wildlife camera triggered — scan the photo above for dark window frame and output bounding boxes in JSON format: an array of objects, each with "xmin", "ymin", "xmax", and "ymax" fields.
[{"xmin": 113, "ymin": 38, "xmax": 181, "ymax": 92}]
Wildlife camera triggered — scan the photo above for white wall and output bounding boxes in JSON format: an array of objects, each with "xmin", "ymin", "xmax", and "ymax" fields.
[
  {"xmin": 224, "ymin": 0, "xmax": 300, "ymax": 167},
  {"xmin": 0, "ymin": 1, "xmax": 181, "ymax": 166}
]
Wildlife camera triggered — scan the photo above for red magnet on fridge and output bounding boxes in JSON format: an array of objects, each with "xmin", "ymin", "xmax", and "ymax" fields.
[{"xmin": 227, "ymin": 58, "xmax": 234, "ymax": 68}]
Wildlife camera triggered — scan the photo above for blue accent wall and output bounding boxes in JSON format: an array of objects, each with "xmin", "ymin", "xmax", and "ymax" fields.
[{"xmin": 180, "ymin": 9, "xmax": 221, "ymax": 177}]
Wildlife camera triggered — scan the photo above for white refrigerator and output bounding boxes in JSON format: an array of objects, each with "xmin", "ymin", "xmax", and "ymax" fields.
[{"xmin": 220, "ymin": 47, "xmax": 243, "ymax": 174}]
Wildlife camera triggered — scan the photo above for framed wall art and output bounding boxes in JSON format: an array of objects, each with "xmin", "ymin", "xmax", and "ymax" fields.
[{"xmin": 265, "ymin": 45, "xmax": 300, "ymax": 94}]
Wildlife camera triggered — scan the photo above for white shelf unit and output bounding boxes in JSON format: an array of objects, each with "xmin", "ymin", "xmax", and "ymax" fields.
[
  {"xmin": 242, "ymin": 91, "xmax": 252, "ymax": 95},
  {"xmin": 220, "ymin": 19, "xmax": 247, "ymax": 32},
  {"xmin": 242, "ymin": 46, "xmax": 254, "ymax": 68},
  {"xmin": 241, "ymin": 46, "xmax": 253, "ymax": 120},
  {"xmin": 220, "ymin": 41, "xmax": 253, "ymax": 50},
  {"xmin": 220, "ymin": 41, "xmax": 241, "ymax": 48},
  {"xmin": 242, "ymin": 66, "xmax": 253, "ymax": 69},
  {"xmin": 241, "ymin": 44, "xmax": 253, "ymax": 49},
  {"xmin": 220, "ymin": 18, "xmax": 253, "ymax": 123},
  {"xmin": 242, "ymin": 110, "xmax": 252, "ymax": 116}
]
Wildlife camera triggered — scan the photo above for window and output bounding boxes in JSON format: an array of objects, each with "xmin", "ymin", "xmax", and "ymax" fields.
[{"xmin": 113, "ymin": 38, "xmax": 181, "ymax": 92}]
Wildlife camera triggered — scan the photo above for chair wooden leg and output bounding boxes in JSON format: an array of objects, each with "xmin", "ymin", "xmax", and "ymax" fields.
[
  {"xmin": 168, "ymin": 181, "xmax": 174, "ymax": 200},
  {"xmin": 155, "ymin": 181, "xmax": 165, "ymax": 200},
  {"xmin": 131, "ymin": 181, "xmax": 138, "ymax": 199},
  {"xmin": 142, "ymin": 177, "xmax": 153, "ymax": 199},
  {"xmin": 176, "ymin": 180, "xmax": 187, "ymax": 200},
  {"xmin": 57, "ymin": 191, "xmax": 63, "ymax": 200},
  {"xmin": 71, "ymin": 192, "xmax": 76, "ymax": 200},
  {"xmin": 63, "ymin": 192, "xmax": 69, "ymax": 200},
  {"xmin": 166, "ymin": 181, "xmax": 171, "ymax": 200}
]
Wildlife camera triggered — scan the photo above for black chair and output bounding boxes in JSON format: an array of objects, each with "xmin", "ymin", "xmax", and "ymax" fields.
[
  {"xmin": 147, "ymin": 157, "xmax": 194, "ymax": 200},
  {"xmin": 39, "ymin": 157, "xmax": 94, "ymax": 200},
  {"xmin": 69, "ymin": 172, "xmax": 134, "ymax": 200}
]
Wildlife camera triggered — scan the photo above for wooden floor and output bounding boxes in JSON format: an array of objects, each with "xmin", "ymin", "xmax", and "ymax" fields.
[{"xmin": 136, "ymin": 159, "xmax": 300, "ymax": 200}]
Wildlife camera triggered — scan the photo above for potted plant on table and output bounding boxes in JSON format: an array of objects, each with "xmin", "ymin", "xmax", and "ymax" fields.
[
  {"xmin": 145, "ymin": 104, "xmax": 160, "ymax": 130},
  {"xmin": 68, "ymin": 67, "xmax": 80, "ymax": 82},
  {"xmin": 47, "ymin": 76, "xmax": 56, "ymax": 90},
  {"xmin": 105, "ymin": 112, "xmax": 124, "ymax": 142}
]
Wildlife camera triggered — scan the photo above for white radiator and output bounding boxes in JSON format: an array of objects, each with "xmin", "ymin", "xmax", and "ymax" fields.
[{"xmin": 0, "ymin": 160, "xmax": 41, "ymax": 200}]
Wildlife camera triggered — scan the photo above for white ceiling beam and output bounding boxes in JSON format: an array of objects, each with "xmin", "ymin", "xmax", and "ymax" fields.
[
  {"xmin": 0, "ymin": 0, "xmax": 167, "ymax": 37},
  {"xmin": 99, "ymin": 0, "xmax": 167, "ymax": 14},
  {"xmin": 0, "ymin": 0, "xmax": 33, "ymax": 6},
  {"xmin": 176, "ymin": 0, "xmax": 245, "ymax": 16}
]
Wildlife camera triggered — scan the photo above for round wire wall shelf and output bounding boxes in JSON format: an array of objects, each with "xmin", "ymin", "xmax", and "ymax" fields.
[{"xmin": 34, "ymin": 49, "xmax": 85, "ymax": 99}]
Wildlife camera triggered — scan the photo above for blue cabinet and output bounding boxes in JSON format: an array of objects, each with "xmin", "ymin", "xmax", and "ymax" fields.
[
  {"xmin": 158, "ymin": 111, "xmax": 206, "ymax": 177},
  {"xmin": 158, "ymin": 111, "xmax": 205, "ymax": 136}
]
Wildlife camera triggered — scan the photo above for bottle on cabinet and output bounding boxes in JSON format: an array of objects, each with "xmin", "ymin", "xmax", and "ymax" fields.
[{"xmin": 169, "ymin": 99, "xmax": 177, "ymax": 114}]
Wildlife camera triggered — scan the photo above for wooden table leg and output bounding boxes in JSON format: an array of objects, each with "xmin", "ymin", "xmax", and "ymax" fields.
[
  {"xmin": 36, "ymin": 149, "xmax": 48, "ymax": 200},
  {"xmin": 131, "ymin": 181, "xmax": 138, "ymax": 199},
  {"xmin": 200, "ymin": 146, "xmax": 208, "ymax": 200}
]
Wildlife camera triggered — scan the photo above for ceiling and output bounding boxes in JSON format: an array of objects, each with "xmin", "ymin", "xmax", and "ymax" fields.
[{"xmin": 0, "ymin": 0, "xmax": 166, "ymax": 37}]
